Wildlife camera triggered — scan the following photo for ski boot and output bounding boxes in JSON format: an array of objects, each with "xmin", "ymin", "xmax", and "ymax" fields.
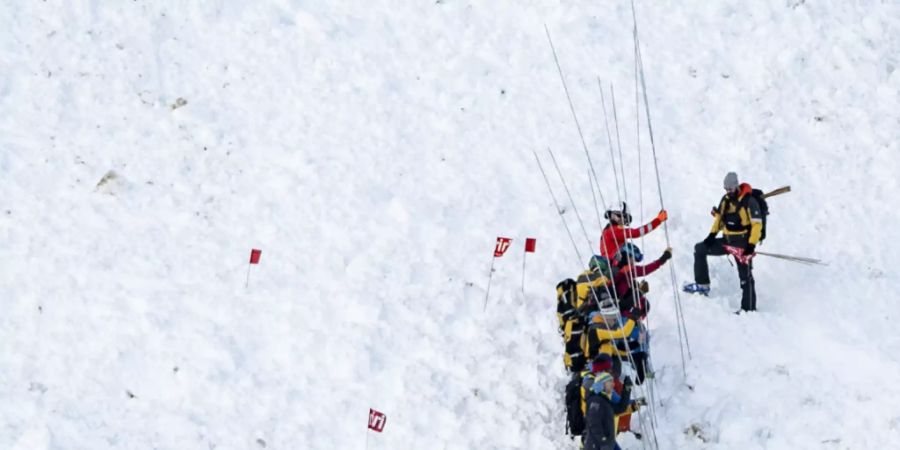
[{"xmin": 682, "ymin": 283, "xmax": 710, "ymax": 296}]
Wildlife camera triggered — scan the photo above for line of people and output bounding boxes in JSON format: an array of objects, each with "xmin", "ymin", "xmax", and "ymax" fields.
[
  {"xmin": 555, "ymin": 172, "xmax": 768, "ymax": 448},
  {"xmin": 556, "ymin": 202, "xmax": 670, "ymax": 450}
]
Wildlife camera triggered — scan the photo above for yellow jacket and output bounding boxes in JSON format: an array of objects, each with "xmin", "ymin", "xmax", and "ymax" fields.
[
  {"xmin": 574, "ymin": 269, "xmax": 610, "ymax": 310},
  {"xmin": 581, "ymin": 315, "xmax": 636, "ymax": 361},
  {"xmin": 710, "ymin": 184, "xmax": 764, "ymax": 245}
]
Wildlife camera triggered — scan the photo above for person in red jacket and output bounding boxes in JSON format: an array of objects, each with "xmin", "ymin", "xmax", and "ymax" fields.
[
  {"xmin": 599, "ymin": 202, "xmax": 668, "ymax": 258},
  {"xmin": 611, "ymin": 243, "xmax": 672, "ymax": 318}
]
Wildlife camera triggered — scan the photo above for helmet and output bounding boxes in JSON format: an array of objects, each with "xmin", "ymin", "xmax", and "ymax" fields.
[
  {"xmin": 588, "ymin": 255, "xmax": 613, "ymax": 277},
  {"xmin": 615, "ymin": 243, "xmax": 644, "ymax": 264},
  {"xmin": 598, "ymin": 299, "xmax": 619, "ymax": 320},
  {"xmin": 604, "ymin": 202, "xmax": 633, "ymax": 225}
]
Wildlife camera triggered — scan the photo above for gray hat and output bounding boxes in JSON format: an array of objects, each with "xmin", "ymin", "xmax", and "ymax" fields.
[{"xmin": 723, "ymin": 172, "xmax": 739, "ymax": 190}]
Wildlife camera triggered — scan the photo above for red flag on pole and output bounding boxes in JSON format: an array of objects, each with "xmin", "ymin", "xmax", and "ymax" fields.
[
  {"xmin": 525, "ymin": 238, "xmax": 537, "ymax": 253},
  {"xmin": 249, "ymin": 249, "xmax": 262, "ymax": 264},
  {"xmin": 494, "ymin": 237, "xmax": 512, "ymax": 257},
  {"xmin": 368, "ymin": 408, "xmax": 387, "ymax": 433}
]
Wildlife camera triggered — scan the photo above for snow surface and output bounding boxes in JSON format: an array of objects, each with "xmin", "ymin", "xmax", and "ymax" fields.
[{"xmin": 1, "ymin": 1, "xmax": 899, "ymax": 449}]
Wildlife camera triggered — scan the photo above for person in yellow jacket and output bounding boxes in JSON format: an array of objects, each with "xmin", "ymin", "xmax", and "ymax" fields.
[
  {"xmin": 557, "ymin": 279, "xmax": 585, "ymax": 372},
  {"xmin": 582, "ymin": 301, "xmax": 636, "ymax": 373},
  {"xmin": 556, "ymin": 266, "xmax": 612, "ymax": 373},
  {"xmin": 684, "ymin": 172, "xmax": 763, "ymax": 312}
]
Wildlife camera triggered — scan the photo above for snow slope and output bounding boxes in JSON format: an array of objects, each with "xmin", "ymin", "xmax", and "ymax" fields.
[{"xmin": 1, "ymin": 1, "xmax": 898, "ymax": 449}]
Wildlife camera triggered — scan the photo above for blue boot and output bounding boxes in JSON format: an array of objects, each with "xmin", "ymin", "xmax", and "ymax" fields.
[{"xmin": 683, "ymin": 283, "xmax": 710, "ymax": 296}]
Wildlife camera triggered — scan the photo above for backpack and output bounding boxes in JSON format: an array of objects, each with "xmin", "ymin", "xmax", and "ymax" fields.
[
  {"xmin": 556, "ymin": 279, "xmax": 577, "ymax": 331},
  {"xmin": 742, "ymin": 188, "xmax": 769, "ymax": 242},
  {"xmin": 565, "ymin": 372, "xmax": 587, "ymax": 437}
]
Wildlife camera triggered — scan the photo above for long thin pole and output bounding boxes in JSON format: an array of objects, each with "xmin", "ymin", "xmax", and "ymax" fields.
[
  {"xmin": 483, "ymin": 255, "xmax": 497, "ymax": 311},
  {"xmin": 756, "ymin": 251, "xmax": 826, "ymax": 265},
  {"xmin": 544, "ymin": 24, "xmax": 609, "ymax": 218},
  {"xmin": 548, "ymin": 147, "xmax": 594, "ymax": 250},
  {"xmin": 611, "ymin": 86, "xmax": 629, "ymax": 205},
  {"xmin": 533, "ymin": 149, "xmax": 583, "ymax": 263},
  {"xmin": 545, "ymin": 27, "xmax": 659, "ymax": 449},
  {"xmin": 521, "ymin": 250, "xmax": 527, "ymax": 293},
  {"xmin": 604, "ymin": 81, "xmax": 660, "ymax": 450},
  {"xmin": 632, "ymin": 21, "xmax": 662, "ymax": 437},
  {"xmin": 599, "ymin": 79, "xmax": 624, "ymax": 203},
  {"xmin": 631, "ymin": 0, "xmax": 692, "ymax": 366},
  {"xmin": 588, "ymin": 170, "xmax": 603, "ymax": 229},
  {"xmin": 245, "ymin": 263, "xmax": 251, "ymax": 288}
]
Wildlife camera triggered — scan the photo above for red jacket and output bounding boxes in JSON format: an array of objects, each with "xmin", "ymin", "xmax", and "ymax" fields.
[
  {"xmin": 613, "ymin": 259, "xmax": 665, "ymax": 299},
  {"xmin": 599, "ymin": 217, "xmax": 663, "ymax": 258}
]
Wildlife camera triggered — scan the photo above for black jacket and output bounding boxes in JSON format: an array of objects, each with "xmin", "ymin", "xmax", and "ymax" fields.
[{"xmin": 583, "ymin": 392, "xmax": 616, "ymax": 450}]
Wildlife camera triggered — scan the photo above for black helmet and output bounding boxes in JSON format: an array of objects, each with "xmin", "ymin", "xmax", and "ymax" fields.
[{"xmin": 604, "ymin": 202, "xmax": 632, "ymax": 225}]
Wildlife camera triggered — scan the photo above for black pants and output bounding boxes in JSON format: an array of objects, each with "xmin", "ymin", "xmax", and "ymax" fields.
[
  {"xmin": 632, "ymin": 352, "xmax": 648, "ymax": 385},
  {"xmin": 693, "ymin": 236, "xmax": 756, "ymax": 311}
]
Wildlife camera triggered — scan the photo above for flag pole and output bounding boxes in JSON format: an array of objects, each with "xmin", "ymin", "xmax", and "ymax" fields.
[
  {"xmin": 484, "ymin": 255, "xmax": 496, "ymax": 311},
  {"xmin": 245, "ymin": 263, "xmax": 251, "ymax": 288},
  {"xmin": 521, "ymin": 248, "xmax": 527, "ymax": 293}
]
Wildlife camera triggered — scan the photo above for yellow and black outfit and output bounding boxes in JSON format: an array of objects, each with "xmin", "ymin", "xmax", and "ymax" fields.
[
  {"xmin": 556, "ymin": 279, "xmax": 585, "ymax": 372},
  {"xmin": 556, "ymin": 270, "xmax": 611, "ymax": 372},
  {"xmin": 693, "ymin": 183, "xmax": 763, "ymax": 311},
  {"xmin": 581, "ymin": 315, "xmax": 635, "ymax": 370}
]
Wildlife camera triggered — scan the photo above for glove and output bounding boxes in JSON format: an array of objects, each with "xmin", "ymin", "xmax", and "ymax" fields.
[
  {"xmin": 623, "ymin": 376, "xmax": 633, "ymax": 388},
  {"xmin": 659, "ymin": 248, "xmax": 672, "ymax": 263},
  {"xmin": 638, "ymin": 280, "xmax": 649, "ymax": 294},
  {"xmin": 710, "ymin": 205, "xmax": 719, "ymax": 217},
  {"xmin": 745, "ymin": 244, "xmax": 756, "ymax": 255},
  {"xmin": 656, "ymin": 209, "xmax": 668, "ymax": 222},
  {"xmin": 703, "ymin": 233, "xmax": 717, "ymax": 246}
]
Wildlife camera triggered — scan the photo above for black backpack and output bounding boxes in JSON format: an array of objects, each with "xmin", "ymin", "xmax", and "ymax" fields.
[
  {"xmin": 565, "ymin": 372, "xmax": 586, "ymax": 437},
  {"xmin": 744, "ymin": 188, "xmax": 769, "ymax": 241}
]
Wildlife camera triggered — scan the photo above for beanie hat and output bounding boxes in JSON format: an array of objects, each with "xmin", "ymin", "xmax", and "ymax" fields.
[
  {"xmin": 724, "ymin": 172, "xmax": 739, "ymax": 190},
  {"xmin": 591, "ymin": 354, "xmax": 612, "ymax": 373}
]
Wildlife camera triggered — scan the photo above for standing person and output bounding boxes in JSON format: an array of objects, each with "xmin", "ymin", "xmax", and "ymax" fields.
[
  {"xmin": 599, "ymin": 202, "xmax": 668, "ymax": 258},
  {"xmin": 583, "ymin": 372, "xmax": 617, "ymax": 450},
  {"xmin": 684, "ymin": 172, "xmax": 763, "ymax": 312}
]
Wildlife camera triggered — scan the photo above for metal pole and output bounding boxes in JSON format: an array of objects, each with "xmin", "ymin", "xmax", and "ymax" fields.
[{"xmin": 483, "ymin": 255, "xmax": 497, "ymax": 311}]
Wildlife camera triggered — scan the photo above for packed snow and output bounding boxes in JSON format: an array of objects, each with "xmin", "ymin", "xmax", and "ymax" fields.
[{"xmin": 1, "ymin": 1, "xmax": 898, "ymax": 449}]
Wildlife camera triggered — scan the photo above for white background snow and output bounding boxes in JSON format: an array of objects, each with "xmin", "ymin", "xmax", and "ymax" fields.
[{"xmin": 1, "ymin": 1, "xmax": 898, "ymax": 449}]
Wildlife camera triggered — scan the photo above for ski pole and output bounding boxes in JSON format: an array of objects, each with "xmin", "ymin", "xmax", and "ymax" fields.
[{"xmin": 755, "ymin": 251, "xmax": 826, "ymax": 266}]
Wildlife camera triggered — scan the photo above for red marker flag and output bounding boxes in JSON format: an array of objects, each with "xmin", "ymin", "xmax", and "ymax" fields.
[
  {"xmin": 250, "ymin": 249, "xmax": 262, "ymax": 264},
  {"xmin": 525, "ymin": 238, "xmax": 537, "ymax": 253},
  {"xmin": 485, "ymin": 237, "xmax": 512, "ymax": 310},
  {"xmin": 494, "ymin": 237, "xmax": 512, "ymax": 257},
  {"xmin": 368, "ymin": 408, "xmax": 387, "ymax": 433}
]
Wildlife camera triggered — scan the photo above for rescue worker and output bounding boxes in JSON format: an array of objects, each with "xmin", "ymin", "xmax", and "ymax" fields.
[
  {"xmin": 582, "ymin": 300, "xmax": 636, "ymax": 380},
  {"xmin": 599, "ymin": 202, "xmax": 668, "ymax": 259},
  {"xmin": 683, "ymin": 172, "xmax": 762, "ymax": 312},
  {"xmin": 582, "ymin": 371, "xmax": 617, "ymax": 450},
  {"xmin": 557, "ymin": 279, "xmax": 586, "ymax": 372},
  {"xmin": 610, "ymin": 243, "xmax": 672, "ymax": 318}
]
